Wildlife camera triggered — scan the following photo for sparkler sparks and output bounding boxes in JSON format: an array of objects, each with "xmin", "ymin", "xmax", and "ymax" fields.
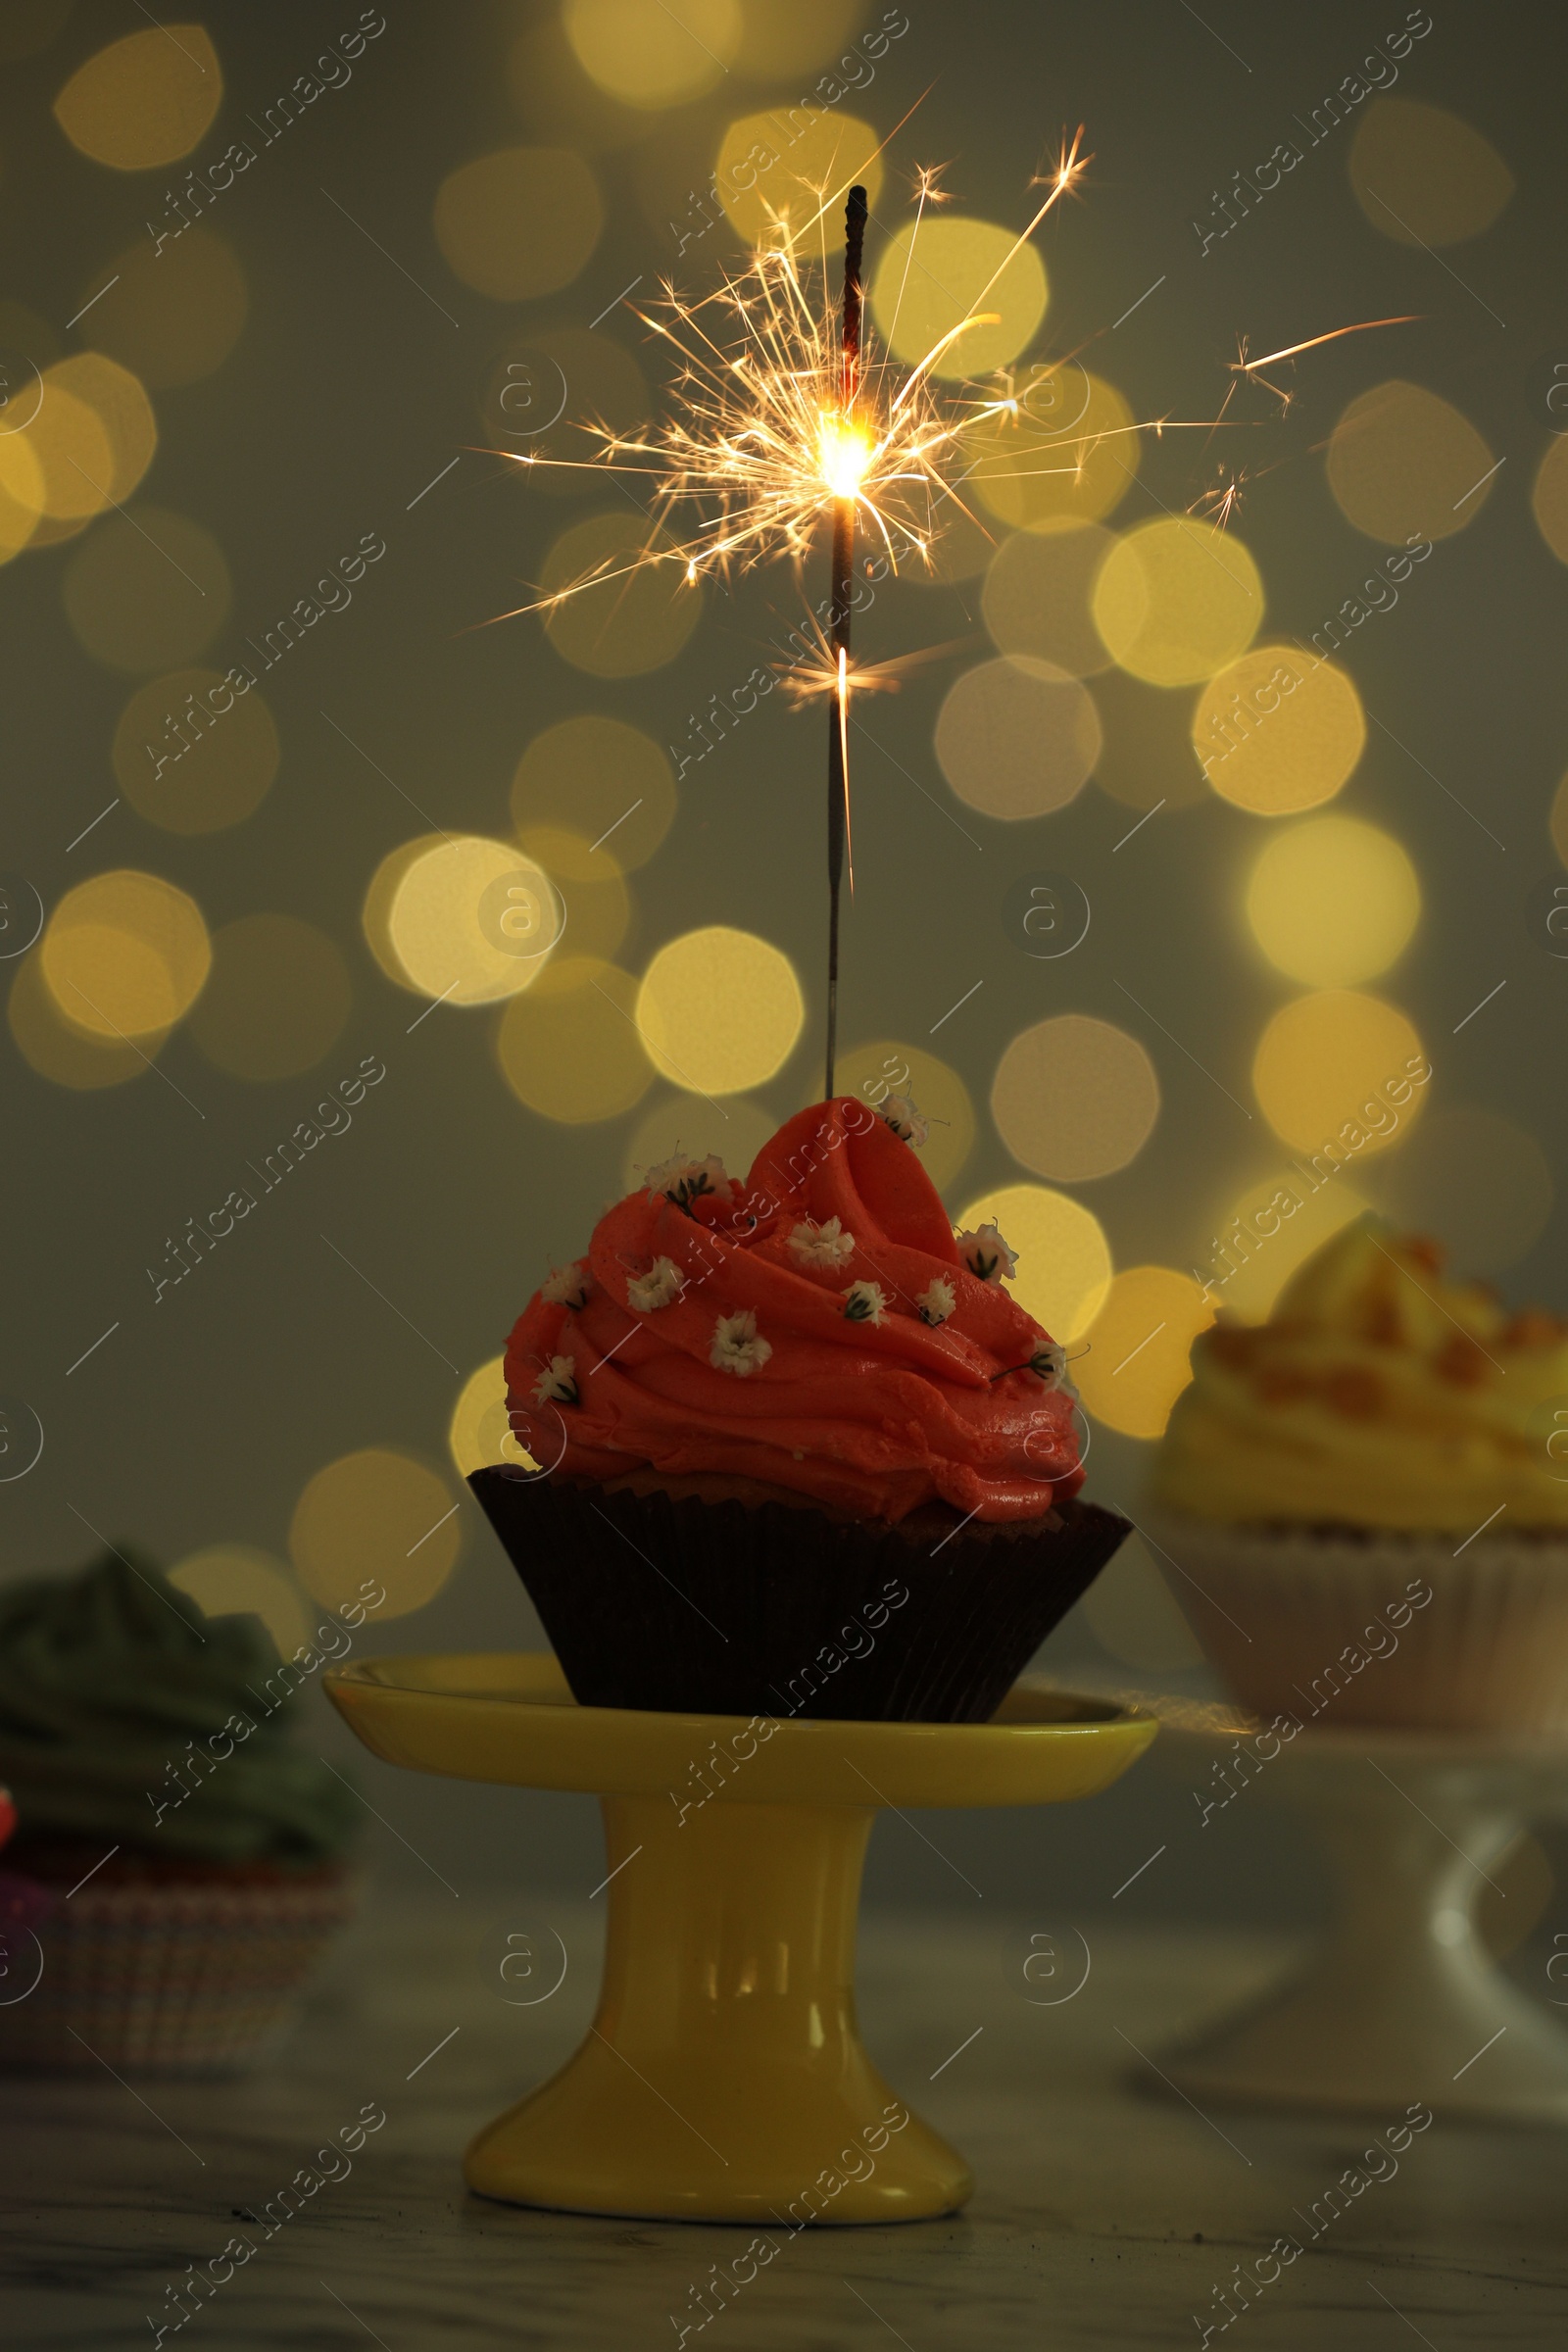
[
  {"xmin": 495, "ymin": 135, "xmax": 1098, "ymax": 1102},
  {"xmin": 497, "ymin": 127, "xmax": 1095, "ymax": 627},
  {"xmin": 505, "ymin": 239, "xmax": 978, "ymax": 609},
  {"xmin": 1188, "ymin": 466, "xmax": 1252, "ymax": 530},
  {"xmin": 487, "ymin": 110, "xmax": 1412, "ymax": 1097},
  {"xmin": 907, "ymin": 160, "xmax": 953, "ymax": 205},
  {"xmin": 1232, "ymin": 314, "xmax": 1421, "ymax": 409},
  {"xmin": 1030, "ymin": 124, "xmax": 1095, "ymax": 202}
]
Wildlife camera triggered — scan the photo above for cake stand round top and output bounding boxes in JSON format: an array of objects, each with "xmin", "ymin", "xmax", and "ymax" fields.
[
  {"xmin": 1154, "ymin": 1710, "xmax": 1568, "ymax": 1784},
  {"xmin": 324, "ymin": 1652, "xmax": 1155, "ymax": 1807}
]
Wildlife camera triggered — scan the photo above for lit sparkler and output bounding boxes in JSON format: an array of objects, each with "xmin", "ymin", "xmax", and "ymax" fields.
[
  {"xmin": 509, "ymin": 133, "xmax": 1093, "ymax": 603},
  {"xmin": 492, "ymin": 109, "xmax": 1420, "ymax": 1100},
  {"xmin": 499, "ymin": 129, "xmax": 1094, "ymax": 1092}
]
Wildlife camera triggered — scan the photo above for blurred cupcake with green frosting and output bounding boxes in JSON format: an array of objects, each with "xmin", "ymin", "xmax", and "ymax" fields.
[
  {"xmin": 1148, "ymin": 1221, "xmax": 1568, "ymax": 1733},
  {"xmin": 0, "ymin": 1547, "xmax": 370, "ymax": 2072}
]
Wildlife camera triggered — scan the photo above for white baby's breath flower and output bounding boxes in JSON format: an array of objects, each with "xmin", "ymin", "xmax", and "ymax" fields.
[
  {"xmin": 540, "ymin": 1260, "xmax": 591, "ymax": 1308},
  {"xmin": 788, "ymin": 1215, "xmax": 855, "ymax": 1271},
  {"xmin": 710, "ymin": 1309, "xmax": 772, "ymax": 1377},
  {"xmin": 989, "ymin": 1341, "xmax": 1075, "ymax": 1396},
  {"xmin": 880, "ymin": 1092, "xmax": 928, "ymax": 1147},
  {"xmin": 643, "ymin": 1152, "xmax": 729, "ymax": 1212},
  {"xmin": 956, "ymin": 1222, "xmax": 1017, "ymax": 1283},
  {"xmin": 916, "ymin": 1276, "xmax": 956, "ymax": 1327},
  {"xmin": 532, "ymin": 1354, "xmax": 578, "ymax": 1405},
  {"xmin": 842, "ymin": 1280, "xmax": 888, "ymax": 1326},
  {"xmin": 626, "ymin": 1255, "xmax": 684, "ymax": 1313}
]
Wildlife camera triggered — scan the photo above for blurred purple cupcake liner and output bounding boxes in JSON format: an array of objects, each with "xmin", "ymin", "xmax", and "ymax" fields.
[{"xmin": 0, "ymin": 1867, "xmax": 360, "ymax": 2074}]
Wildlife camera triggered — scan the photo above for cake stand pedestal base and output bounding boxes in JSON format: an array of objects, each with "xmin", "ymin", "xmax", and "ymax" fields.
[
  {"xmin": 325, "ymin": 1653, "xmax": 1154, "ymax": 2224},
  {"xmin": 466, "ymin": 1793, "xmax": 963, "ymax": 2223},
  {"xmin": 1156, "ymin": 1724, "xmax": 1568, "ymax": 2122}
]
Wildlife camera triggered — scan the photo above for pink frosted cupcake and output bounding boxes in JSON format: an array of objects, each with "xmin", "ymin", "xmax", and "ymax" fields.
[
  {"xmin": 1148, "ymin": 1222, "xmax": 1568, "ymax": 1733},
  {"xmin": 470, "ymin": 1095, "xmax": 1132, "ymax": 1722}
]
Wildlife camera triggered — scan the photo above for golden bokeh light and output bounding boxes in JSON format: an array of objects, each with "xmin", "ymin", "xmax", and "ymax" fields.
[
  {"xmin": 450, "ymin": 1355, "xmax": 538, "ymax": 1479},
  {"xmin": 44, "ymin": 353, "xmax": 157, "ymax": 502},
  {"xmin": 1326, "ymin": 380, "xmax": 1494, "ymax": 545},
  {"xmin": 0, "ymin": 433, "xmax": 44, "ymax": 564},
  {"xmin": 63, "ymin": 506, "xmax": 230, "ymax": 672},
  {"xmin": 20, "ymin": 380, "xmax": 116, "ymax": 519},
  {"xmin": 983, "ymin": 519, "xmax": 1116, "ymax": 677},
  {"xmin": 869, "ymin": 217, "xmax": 1048, "ymax": 380},
  {"xmin": 1074, "ymin": 1266, "xmax": 1214, "ymax": 1441},
  {"xmin": 1377, "ymin": 1104, "xmax": 1553, "ymax": 1276},
  {"xmin": 734, "ymin": 0, "xmax": 862, "ymax": 72},
  {"xmin": 564, "ymin": 0, "xmax": 741, "ymax": 108},
  {"xmin": 967, "ymin": 371, "xmax": 1139, "ymax": 529},
  {"xmin": 1194, "ymin": 645, "xmax": 1365, "ymax": 816},
  {"xmin": 956, "ymin": 1182, "xmax": 1112, "ymax": 1344},
  {"xmin": 823, "ymin": 1041, "xmax": 975, "ymax": 1197},
  {"xmin": 1349, "ymin": 98, "xmax": 1514, "ymax": 246},
  {"xmin": 1551, "ymin": 769, "xmax": 1568, "ymax": 868},
  {"xmin": 1247, "ymin": 816, "xmax": 1419, "ymax": 986},
  {"xmin": 385, "ymin": 836, "xmax": 562, "ymax": 1006},
  {"xmin": 1079, "ymin": 1534, "xmax": 1203, "ymax": 1671},
  {"xmin": 1208, "ymin": 1170, "xmax": 1370, "ymax": 1324},
  {"xmin": 1252, "ymin": 991, "xmax": 1428, "ymax": 1157},
  {"xmin": 714, "ymin": 109, "xmax": 883, "ymax": 246},
  {"xmin": 363, "ymin": 834, "xmax": 440, "ymax": 992},
  {"xmin": 935, "ymin": 656, "xmax": 1102, "ymax": 820},
  {"xmin": 623, "ymin": 1092, "xmax": 777, "ymax": 1199},
  {"xmin": 186, "ymin": 914, "xmax": 352, "ymax": 1082},
  {"xmin": 510, "ymin": 825, "xmax": 631, "ymax": 967},
  {"xmin": 496, "ymin": 956, "xmax": 654, "ymax": 1123},
  {"xmin": 170, "ymin": 1544, "xmax": 312, "ymax": 1661},
  {"xmin": 289, "ymin": 1448, "xmax": 463, "ymax": 1622},
  {"xmin": 40, "ymin": 868, "xmax": 210, "ymax": 1041},
  {"xmin": 435, "ymin": 147, "xmax": 604, "ymax": 300},
  {"xmin": 541, "ymin": 512, "xmax": 703, "ymax": 677},
  {"xmin": 9, "ymin": 948, "xmax": 171, "ymax": 1091},
  {"xmin": 113, "ymin": 666, "xmax": 279, "ymax": 834},
  {"xmin": 506, "ymin": 11, "xmax": 649, "ymax": 149},
  {"xmin": 54, "ymin": 25, "xmax": 222, "ymax": 170},
  {"xmin": 992, "ymin": 1014, "xmax": 1160, "ymax": 1183},
  {"xmin": 1531, "ymin": 437, "xmax": 1568, "ymax": 567},
  {"xmin": 637, "ymin": 925, "xmax": 804, "ymax": 1095},
  {"xmin": 512, "ymin": 716, "xmax": 675, "ymax": 874},
  {"xmin": 1094, "ymin": 517, "xmax": 1262, "ymax": 686},
  {"xmin": 20, "ymin": 510, "xmax": 92, "ymax": 553},
  {"xmin": 83, "ymin": 227, "xmax": 247, "ymax": 388}
]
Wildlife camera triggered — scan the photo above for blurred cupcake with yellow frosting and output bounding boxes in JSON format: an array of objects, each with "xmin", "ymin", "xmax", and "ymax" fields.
[{"xmin": 1148, "ymin": 1220, "xmax": 1568, "ymax": 1732}]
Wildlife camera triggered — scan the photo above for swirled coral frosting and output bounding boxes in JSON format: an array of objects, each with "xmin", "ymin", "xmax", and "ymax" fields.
[
  {"xmin": 505, "ymin": 1099, "xmax": 1083, "ymax": 1524},
  {"xmin": 1152, "ymin": 1223, "xmax": 1568, "ymax": 1531},
  {"xmin": 0, "ymin": 1552, "xmax": 360, "ymax": 1863}
]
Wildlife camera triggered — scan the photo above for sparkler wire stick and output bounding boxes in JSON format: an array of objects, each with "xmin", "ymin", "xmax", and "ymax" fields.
[{"xmin": 824, "ymin": 183, "xmax": 867, "ymax": 1102}]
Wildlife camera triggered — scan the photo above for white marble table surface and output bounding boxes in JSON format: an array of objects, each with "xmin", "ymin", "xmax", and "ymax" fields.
[{"xmin": 3, "ymin": 1893, "xmax": 1565, "ymax": 2350}]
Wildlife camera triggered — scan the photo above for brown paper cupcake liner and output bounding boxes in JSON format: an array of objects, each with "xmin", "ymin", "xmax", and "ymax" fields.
[
  {"xmin": 1146, "ymin": 1513, "xmax": 1568, "ymax": 1734},
  {"xmin": 470, "ymin": 1467, "xmax": 1130, "ymax": 1722},
  {"xmin": 0, "ymin": 1862, "xmax": 359, "ymax": 2073}
]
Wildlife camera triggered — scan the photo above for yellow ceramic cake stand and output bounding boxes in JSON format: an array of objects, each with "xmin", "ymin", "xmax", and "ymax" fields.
[{"xmin": 325, "ymin": 1652, "xmax": 1154, "ymax": 2226}]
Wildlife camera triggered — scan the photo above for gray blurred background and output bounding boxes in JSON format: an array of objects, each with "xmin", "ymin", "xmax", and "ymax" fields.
[{"xmin": 2, "ymin": 0, "xmax": 1564, "ymax": 1952}]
